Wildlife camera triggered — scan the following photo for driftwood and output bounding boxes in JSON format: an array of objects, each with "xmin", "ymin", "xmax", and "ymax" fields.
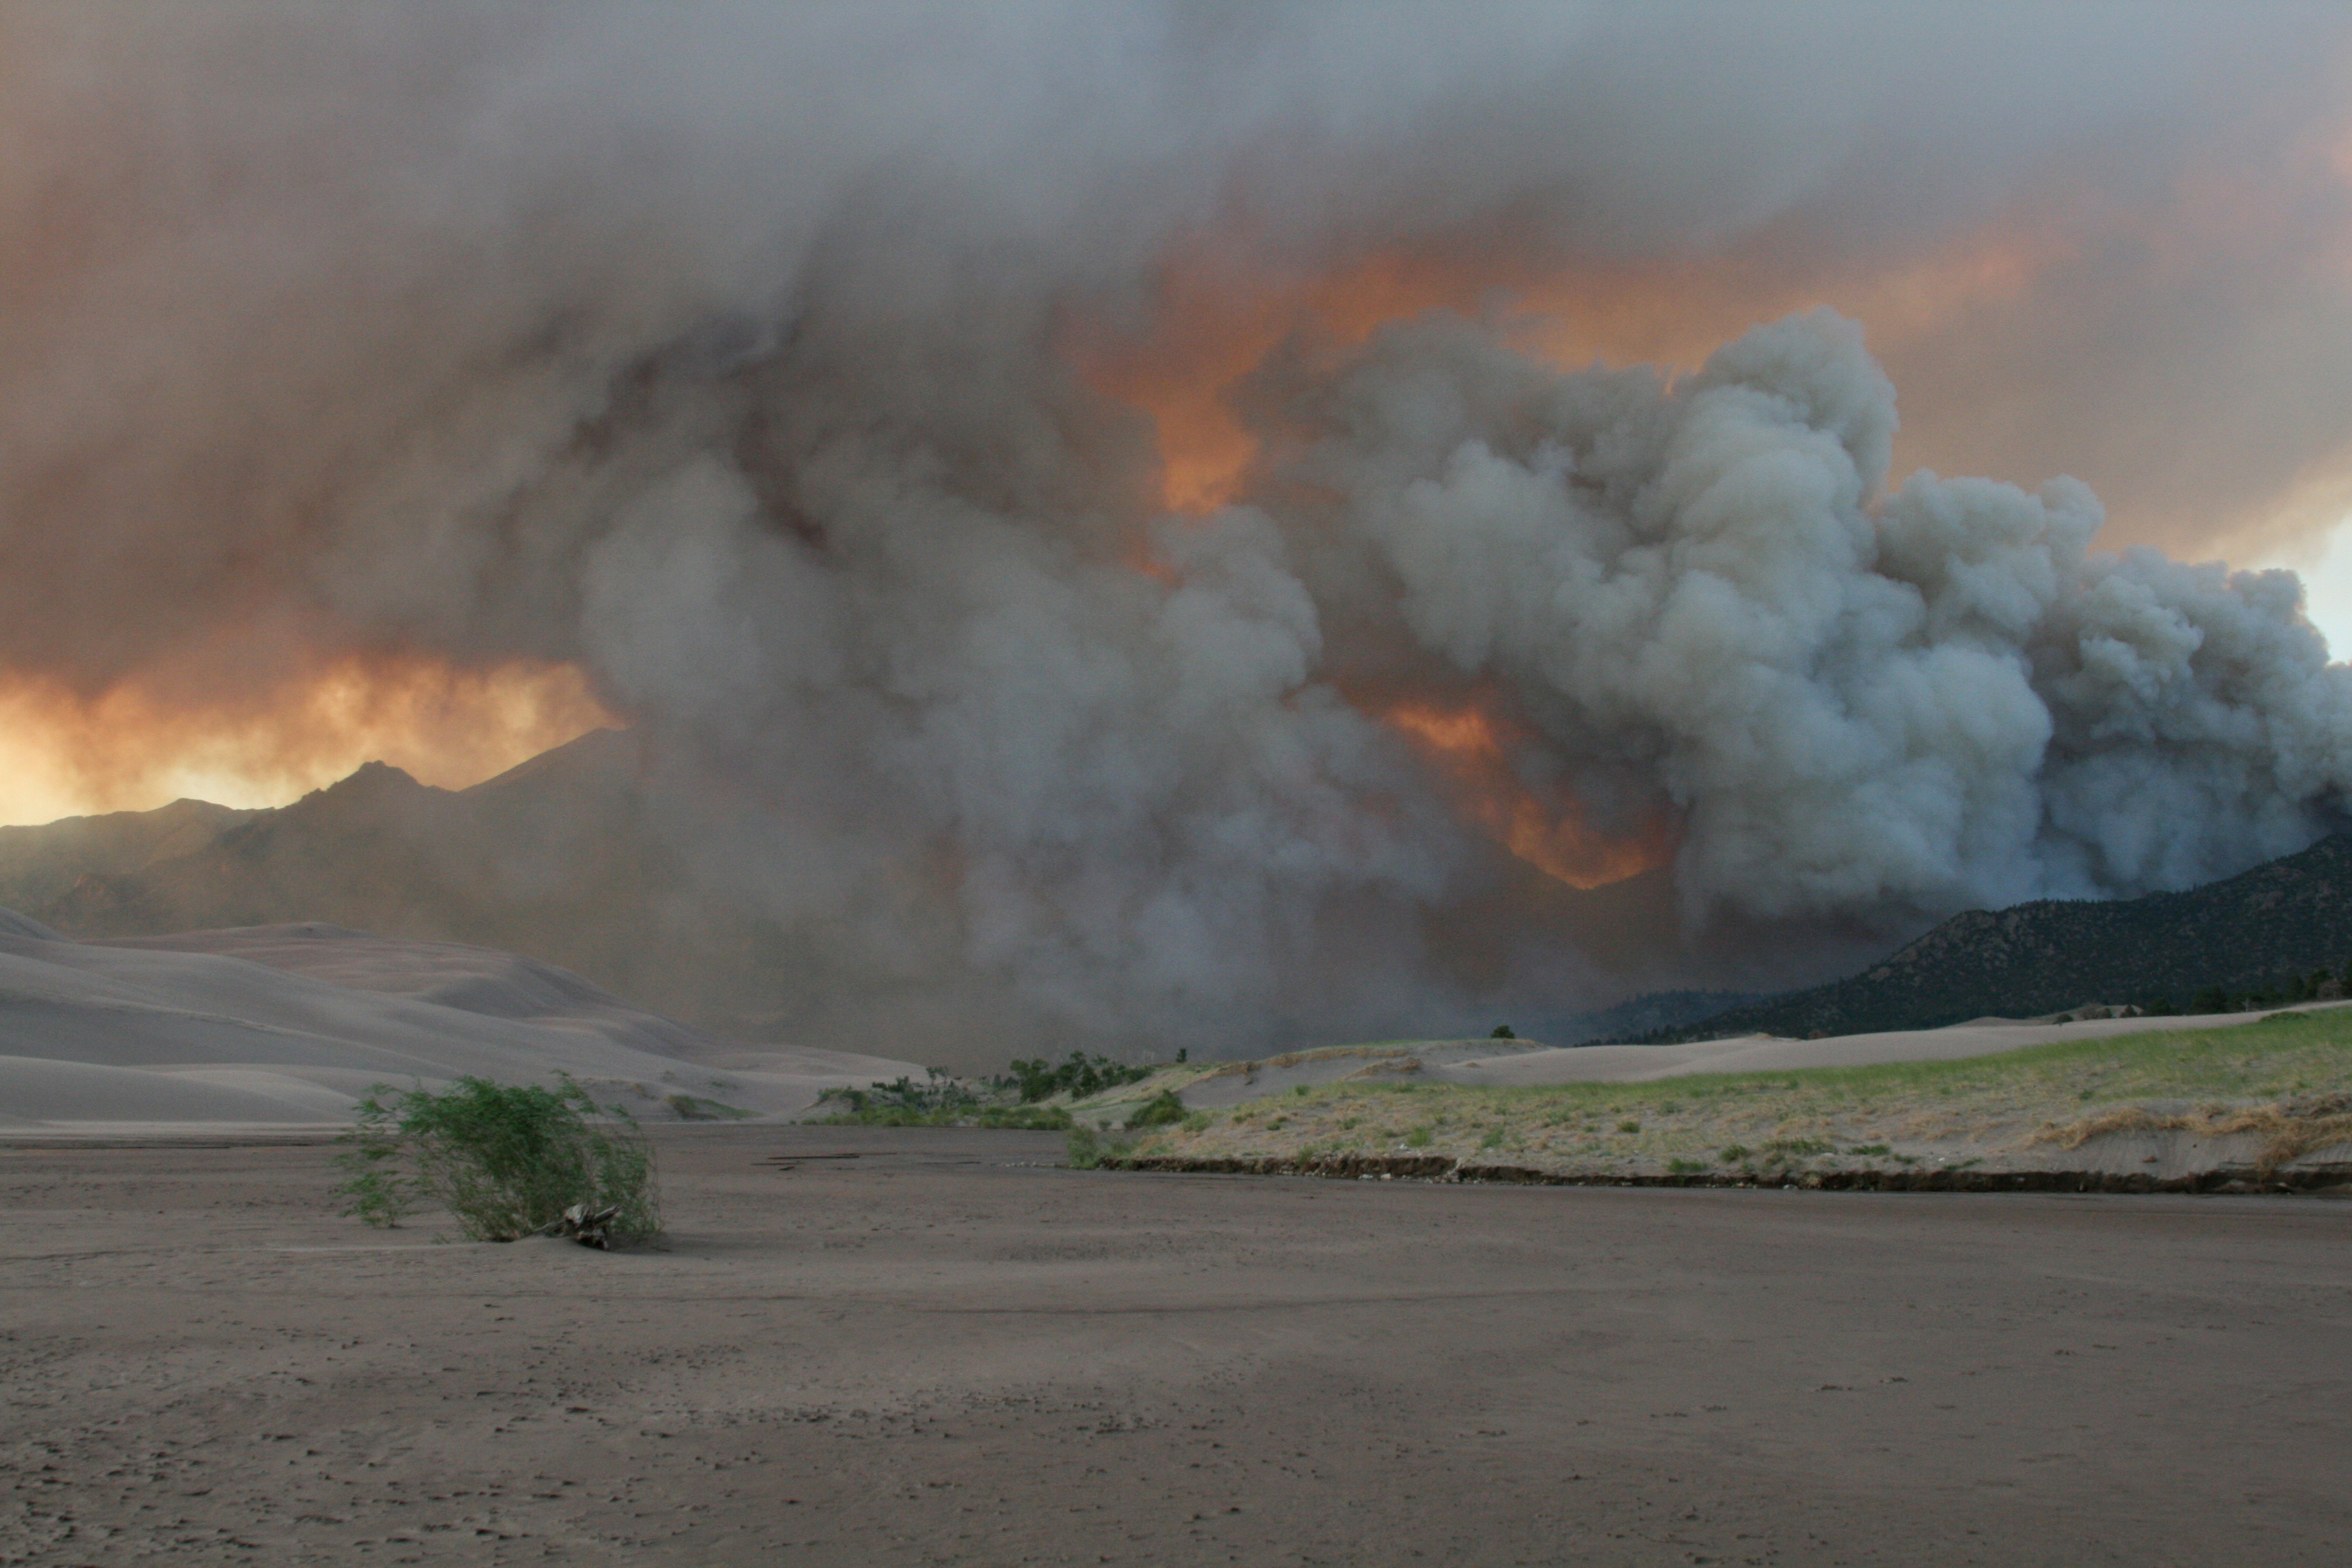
[
  {"xmin": 538, "ymin": 1203, "xmax": 622, "ymax": 1249},
  {"xmin": 756, "ymin": 1152, "xmax": 866, "ymax": 1173}
]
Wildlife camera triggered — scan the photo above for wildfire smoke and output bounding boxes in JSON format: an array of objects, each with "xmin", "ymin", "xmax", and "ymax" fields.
[{"xmin": 4, "ymin": 5, "xmax": 2352, "ymax": 1053}]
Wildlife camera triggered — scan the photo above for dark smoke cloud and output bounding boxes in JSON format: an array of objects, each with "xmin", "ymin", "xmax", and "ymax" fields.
[{"xmin": 4, "ymin": 2, "xmax": 2351, "ymax": 1050}]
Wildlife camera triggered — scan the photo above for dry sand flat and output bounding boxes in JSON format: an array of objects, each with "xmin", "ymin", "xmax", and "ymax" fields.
[{"xmin": 3, "ymin": 1124, "xmax": 2349, "ymax": 1566}]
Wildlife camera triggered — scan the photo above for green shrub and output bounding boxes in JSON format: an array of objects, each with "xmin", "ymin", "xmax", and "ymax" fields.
[
  {"xmin": 1405, "ymin": 1125, "xmax": 1434, "ymax": 1148},
  {"xmin": 1666, "ymin": 1157, "xmax": 1708, "ymax": 1175},
  {"xmin": 1181, "ymin": 1111, "xmax": 1211, "ymax": 1133},
  {"xmin": 1065, "ymin": 1125, "xmax": 1133, "ymax": 1169},
  {"xmin": 1616, "ymin": 1119, "xmax": 1641, "ymax": 1134},
  {"xmin": 1717, "ymin": 1144, "xmax": 1751, "ymax": 1164},
  {"xmin": 336, "ymin": 1076, "xmax": 659, "ymax": 1244},
  {"xmin": 1125, "ymin": 1089, "xmax": 1188, "ymax": 1130}
]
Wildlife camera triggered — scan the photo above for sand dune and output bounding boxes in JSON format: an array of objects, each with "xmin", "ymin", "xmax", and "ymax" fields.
[
  {"xmin": 0, "ymin": 909, "xmax": 923, "ymax": 1131},
  {"xmin": 1152, "ymin": 1007, "xmax": 2352, "ymax": 1118},
  {"xmin": 94, "ymin": 921, "xmax": 718, "ymax": 1053}
]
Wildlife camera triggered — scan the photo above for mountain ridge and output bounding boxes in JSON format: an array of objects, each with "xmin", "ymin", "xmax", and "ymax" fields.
[{"xmin": 1643, "ymin": 834, "xmax": 2352, "ymax": 1042}]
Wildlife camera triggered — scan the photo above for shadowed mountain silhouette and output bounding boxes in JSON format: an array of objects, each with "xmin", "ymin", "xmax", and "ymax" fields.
[
  {"xmin": 3, "ymin": 730, "xmax": 800, "ymax": 1039},
  {"xmin": 0, "ymin": 729, "xmax": 1738, "ymax": 1066},
  {"xmin": 0, "ymin": 796, "xmax": 259, "ymax": 916},
  {"xmin": 34, "ymin": 731, "xmax": 2325, "ymax": 1062}
]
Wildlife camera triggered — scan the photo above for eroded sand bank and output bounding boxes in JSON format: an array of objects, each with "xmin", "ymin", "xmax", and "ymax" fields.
[{"xmin": 4, "ymin": 1124, "xmax": 2348, "ymax": 1566}]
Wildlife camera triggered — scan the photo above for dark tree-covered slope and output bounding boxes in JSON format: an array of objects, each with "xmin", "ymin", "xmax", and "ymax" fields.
[{"xmin": 1651, "ymin": 835, "xmax": 2352, "ymax": 1041}]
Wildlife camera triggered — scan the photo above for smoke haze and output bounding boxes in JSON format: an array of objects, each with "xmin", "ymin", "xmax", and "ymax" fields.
[{"xmin": 5, "ymin": 2, "xmax": 2352, "ymax": 1051}]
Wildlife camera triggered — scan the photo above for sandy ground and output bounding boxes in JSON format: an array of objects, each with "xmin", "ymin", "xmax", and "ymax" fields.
[{"xmin": 4, "ymin": 1126, "xmax": 2348, "ymax": 1566}]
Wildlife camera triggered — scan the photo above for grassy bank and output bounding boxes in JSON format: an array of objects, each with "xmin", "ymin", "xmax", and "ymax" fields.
[{"xmin": 1105, "ymin": 1012, "xmax": 2352, "ymax": 1178}]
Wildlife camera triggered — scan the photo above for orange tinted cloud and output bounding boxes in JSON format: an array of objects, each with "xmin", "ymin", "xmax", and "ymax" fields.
[
  {"xmin": 1073, "ymin": 243, "xmax": 1570, "ymax": 515},
  {"xmin": 1076, "ymin": 217, "xmax": 2082, "ymax": 523},
  {"xmin": 0, "ymin": 655, "xmax": 615, "ymax": 826}
]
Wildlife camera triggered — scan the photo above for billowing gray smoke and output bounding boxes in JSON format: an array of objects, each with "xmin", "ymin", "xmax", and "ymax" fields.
[
  {"xmin": 1277, "ymin": 309, "xmax": 2349, "ymax": 912},
  {"xmin": 5, "ymin": 4, "xmax": 2352, "ymax": 1053}
]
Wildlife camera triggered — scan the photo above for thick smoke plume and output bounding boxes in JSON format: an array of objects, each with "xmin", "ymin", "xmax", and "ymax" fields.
[{"xmin": 5, "ymin": 4, "xmax": 2352, "ymax": 1053}]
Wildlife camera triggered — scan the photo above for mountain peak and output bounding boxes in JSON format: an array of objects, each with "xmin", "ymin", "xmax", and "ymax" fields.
[{"xmin": 314, "ymin": 760, "xmax": 426, "ymax": 799}]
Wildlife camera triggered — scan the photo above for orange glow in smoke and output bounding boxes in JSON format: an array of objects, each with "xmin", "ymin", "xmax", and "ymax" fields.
[
  {"xmin": 1077, "ymin": 221, "xmax": 2076, "ymax": 521},
  {"xmin": 1387, "ymin": 699, "xmax": 1671, "ymax": 890},
  {"xmin": 0, "ymin": 655, "xmax": 617, "ymax": 826},
  {"xmin": 1078, "ymin": 246, "xmax": 1532, "ymax": 515}
]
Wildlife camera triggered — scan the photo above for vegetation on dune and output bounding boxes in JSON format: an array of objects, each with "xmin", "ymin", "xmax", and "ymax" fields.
[
  {"xmin": 811, "ymin": 1053, "xmax": 1185, "ymax": 1132},
  {"xmin": 1008, "ymin": 1051, "xmax": 1156, "ymax": 1103},
  {"xmin": 335, "ymin": 1074, "xmax": 661, "ymax": 1243},
  {"xmin": 810, "ymin": 1070, "xmax": 1074, "ymax": 1129},
  {"xmin": 1111, "ymin": 1011, "xmax": 2352, "ymax": 1175}
]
